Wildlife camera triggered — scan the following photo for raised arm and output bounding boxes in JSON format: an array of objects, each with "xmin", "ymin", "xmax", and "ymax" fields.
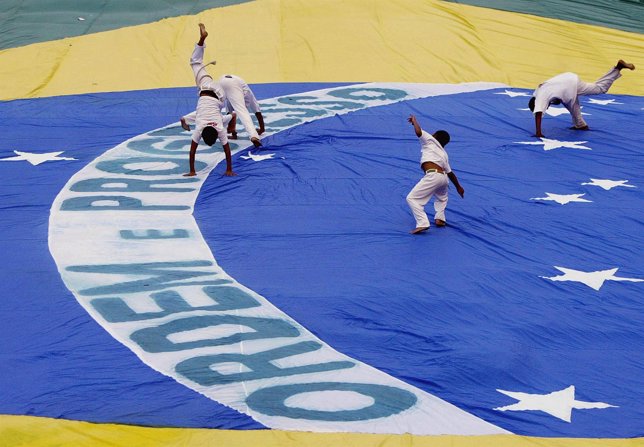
[{"xmin": 408, "ymin": 114, "xmax": 423, "ymax": 137}]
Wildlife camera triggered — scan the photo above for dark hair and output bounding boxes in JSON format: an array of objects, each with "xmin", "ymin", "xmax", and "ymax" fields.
[
  {"xmin": 202, "ymin": 126, "xmax": 217, "ymax": 146},
  {"xmin": 528, "ymin": 97, "xmax": 536, "ymax": 112},
  {"xmin": 434, "ymin": 130, "xmax": 450, "ymax": 147}
]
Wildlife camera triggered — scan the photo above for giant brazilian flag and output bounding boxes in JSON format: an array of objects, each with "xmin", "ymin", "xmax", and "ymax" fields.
[{"xmin": 1, "ymin": 1, "xmax": 643, "ymax": 446}]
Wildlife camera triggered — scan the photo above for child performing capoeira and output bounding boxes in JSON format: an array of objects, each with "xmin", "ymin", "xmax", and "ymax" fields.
[
  {"xmin": 183, "ymin": 23, "xmax": 235, "ymax": 177},
  {"xmin": 406, "ymin": 115, "xmax": 464, "ymax": 234},
  {"xmin": 529, "ymin": 60, "xmax": 635, "ymax": 137}
]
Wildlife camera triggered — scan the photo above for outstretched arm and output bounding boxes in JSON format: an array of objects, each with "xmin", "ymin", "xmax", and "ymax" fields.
[
  {"xmin": 408, "ymin": 114, "xmax": 423, "ymax": 137},
  {"xmin": 183, "ymin": 140, "xmax": 199, "ymax": 176},
  {"xmin": 534, "ymin": 112, "xmax": 544, "ymax": 138},
  {"xmin": 255, "ymin": 112, "xmax": 265, "ymax": 135},
  {"xmin": 222, "ymin": 142, "xmax": 237, "ymax": 177},
  {"xmin": 447, "ymin": 172, "xmax": 464, "ymax": 198}
]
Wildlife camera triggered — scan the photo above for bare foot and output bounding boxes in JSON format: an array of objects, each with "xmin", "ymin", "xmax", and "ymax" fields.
[
  {"xmin": 199, "ymin": 23, "xmax": 208, "ymax": 40},
  {"xmin": 571, "ymin": 125, "xmax": 589, "ymax": 131},
  {"xmin": 229, "ymin": 131, "xmax": 238, "ymax": 140},
  {"xmin": 616, "ymin": 59, "xmax": 635, "ymax": 70},
  {"xmin": 435, "ymin": 219, "xmax": 446, "ymax": 227},
  {"xmin": 224, "ymin": 170, "xmax": 237, "ymax": 177},
  {"xmin": 180, "ymin": 117, "xmax": 190, "ymax": 131},
  {"xmin": 183, "ymin": 172, "xmax": 196, "ymax": 177},
  {"xmin": 410, "ymin": 226, "xmax": 429, "ymax": 234},
  {"xmin": 257, "ymin": 127, "xmax": 265, "ymax": 135},
  {"xmin": 251, "ymin": 137, "xmax": 262, "ymax": 148}
]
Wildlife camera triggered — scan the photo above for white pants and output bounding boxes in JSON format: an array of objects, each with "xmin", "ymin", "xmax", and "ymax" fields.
[
  {"xmin": 190, "ymin": 44, "xmax": 217, "ymax": 91},
  {"xmin": 406, "ymin": 172, "xmax": 449, "ymax": 228},
  {"xmin": 220, "ymin": 75, "xmax": 260, "ymax": 140},
  {"xmin": 570, "ymin": 67, "xmax": 621, "ymax": 128}
]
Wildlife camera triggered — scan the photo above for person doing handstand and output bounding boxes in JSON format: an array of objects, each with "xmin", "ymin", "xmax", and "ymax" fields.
[{"xmin": 183, "ymin": 23, "xmax": 235, "ymax": 177}]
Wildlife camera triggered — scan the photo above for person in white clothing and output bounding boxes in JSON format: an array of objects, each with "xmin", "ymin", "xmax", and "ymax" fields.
[
  {"xmin": 181, "ymin": 109, "xmax": 237, "ymax": 140},
  {"xmin": 406, "ymin": 115, "xmax": 464, "ymax": 235},
  {"xmin": 219, "ymin": 73, "xmax": 265, "ymax": 147},
  {"xmin": 183, "ymin": 23, "xmax": 235, "ymax": 177},
  {"xmin": 528, "ymin": 60, "xmax": 635, "ymax": 137}
]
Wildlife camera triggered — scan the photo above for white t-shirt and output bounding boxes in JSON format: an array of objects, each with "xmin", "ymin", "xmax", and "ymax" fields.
[
  {"xmin": 419, "ymin": 130, "xmax": 451, "ymax": 173},
  {"xmin": 190, "ymin": 95, "xmax": 228, "ymax": 145},
  {"xmin": 532, "ymin": 72, "xmax": 579, "ymax": 114},
  {"xmin": 182, "ymin": 109, "xmax": 233, "ymax": 128}
]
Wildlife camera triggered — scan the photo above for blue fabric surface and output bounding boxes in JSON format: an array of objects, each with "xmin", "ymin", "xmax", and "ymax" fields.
[
  {"xmin": 1, "ymin": 84, "xmax": 642, "ymax": 437},
  {"xmin": 195, "ymin": 89, "xmax": 644, "ymax": 437},
  {"xmin": 0, "ymin": 83, "xmax": 347, "ymax": 429}
]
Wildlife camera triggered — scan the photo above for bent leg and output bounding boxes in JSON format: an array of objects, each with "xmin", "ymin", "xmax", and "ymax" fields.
[
  {"xmin": 433, "ymin": 179, "xmax": 449, "ymax": 222},
  {"xmin": 569, "ymin": 99, "xmax": 588, "ymax": 128},
  {"xmin": 406, "ymin": 177, "xmax": 434, "ymax": 229},
  {"xmin": 221, "ymin": 77, "xmax": 259, "ymax": 140},
  {"xmin": 577, "ymin": 68, "xmax": 621, "ymax": 96}
]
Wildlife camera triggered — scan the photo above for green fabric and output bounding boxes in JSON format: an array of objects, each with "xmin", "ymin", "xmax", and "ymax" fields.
[
  {"xmin": 446, "ymin": 0, "xmax": 644, "ymax": 33},
  {"xmin": 0, "ymin": 0, "xmax": 252, "ymax": 50}
]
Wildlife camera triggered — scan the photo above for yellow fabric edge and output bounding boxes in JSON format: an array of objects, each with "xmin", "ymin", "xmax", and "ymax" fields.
[
  {"xmin": 1, "ymin": 415, "xmax": 643, "ymax": 447},
  {"xmin": 0, "ymin": 0, "xmax": 641, "ymax": 100}
]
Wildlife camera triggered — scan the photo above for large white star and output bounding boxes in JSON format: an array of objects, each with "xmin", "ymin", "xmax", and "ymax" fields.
[
  {"xmin": 495, "ymin": 386, "xmax": 616, "ymax": 422},
  {"xmin": 515, "ymin": 138, "xmax": 591, "ymax": 151},
  {"xmin": 518, "ymin": 107, "xmax": 589, "ymax": 117},
  {"xmin": 495, "ymin": 90, "xmax": 530, "ymax": 97},
  {"xmin": 541, "ymin": 266, "xmax": 644, "ymax": 290},
  {"xmin": 0, "ymin": 150, "xmax": 76, "ymax": 166},
  {"xmin": 240, "ymin": 151, "xmax": 277, "ymax": 162},
  {"xmin": 581, "ymin": 178, "xmax": 635, "ymax": 190},
  {"xmin": 587, "ymin": 98, "xmax": 622, "ymax": 106},
  {"xmin": 531, "ymin": 192, "xmax": 592, "ymax": 205}
]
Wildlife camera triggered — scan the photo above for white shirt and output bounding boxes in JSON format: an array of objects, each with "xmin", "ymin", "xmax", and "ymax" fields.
[
  {"xmin": 419, "ymin": 130, "xmax": 451, "ymax": 173},
  {"xmin": 532, "ymin": 72, "xmax": 579, "ymax": 114},
  {"xmin": 191, "ymin": 95, "xmax": 228, "ymax": 145}
]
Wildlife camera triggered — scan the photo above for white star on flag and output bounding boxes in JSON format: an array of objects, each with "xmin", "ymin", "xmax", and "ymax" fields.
[
  {"xmin": 495, "ymin": 90, "xmax": 530, "ymax": 97},
  {"xmin": 531, "ymin": 193, "xmax": 591, "ymax": 205},
  {"xmin": 518, "ymin": 107, "xmax": 589, "ymax": 117},
  {"xmin": 0, "ymin": 150, "xmax": 76, "ymax": 166},
  {"xmin": 495, "ymin": 385, "xmax": 616, "ymax": 422},
  {"xmin": 541, "ymin": 266, "xmax": 644, "ymax": 290},
  {"xmin": 581, "ymin": 178, "xmax": 635, "ymax": 190},
  {"xmin": 515, "ymin": 138, "xmax": 591, "ymax": 151},
  {"xmin": 240, "ymin": 151, "xmax": 276, "ymax": 162},
  {"xmin": 587, "ymin": 98, "xmax": 622, "ymax": 105}
]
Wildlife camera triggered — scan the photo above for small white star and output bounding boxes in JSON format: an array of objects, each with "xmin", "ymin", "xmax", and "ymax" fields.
[
  {"xmin": 581, "ymin": 178, "xmax": 635, "ymax": 190},
  {"xmin": 531, "ymin": 193, "xmax": 591, "ymax": 205},
  {"xmin": 541, "ymin": 266, "xmax": 643, "ymax": 290},
  {"xmin": 515, "ymin": 138, "xmax": 591, "ymax": 151},
  {"xmin": 587, "ymin": 98, "xmax": 622, "ymax": 105},
  {"xmin": 495, "ymin": 386, "xmax": 616, "ymax": 422},
  {"xmin": 240, "ymin": 151, "xmax": 276, "ymax": 162},
  {"xmin": 495, "ymin": 90, "xmax": 530, "ymax": 97},
  {"xmin": 0, "ymin": 150, "xmax": 76, "ymax": 166}
]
